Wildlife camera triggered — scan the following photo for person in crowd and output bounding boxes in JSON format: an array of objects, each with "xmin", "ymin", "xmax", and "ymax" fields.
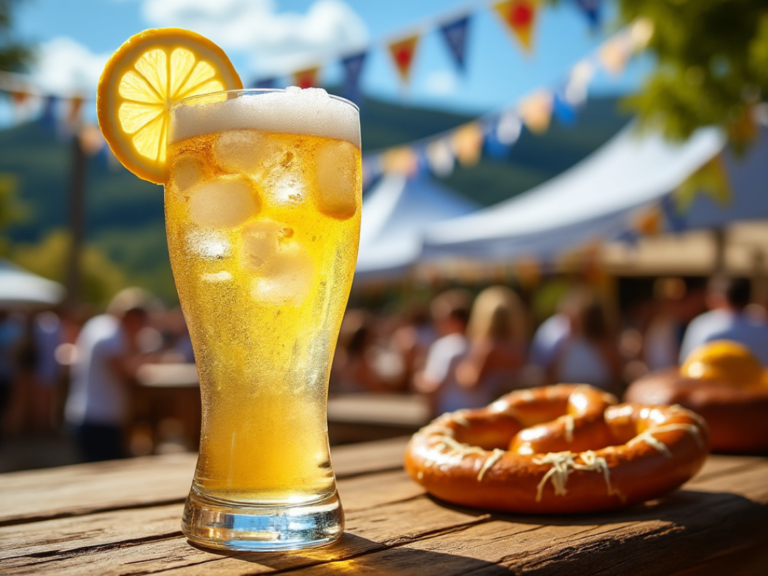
[
  {"xmin": 32, "ymin": 310, "xmax": 63, "ymax": 431},
  {"xmin": 414, "ymin": 289, "xmax": 474, "ymax": 416},
  {"xmin": 0, "ymin": 311, "xmax": 23, "ymax": 438},
  {"xmin": 680, "ymin": 276, "xmax": 768, "ymax": 364},
  {"xmin": 65, "ymin": 288, "xmax": 156, "ymax": 462},
  {"xmin": 455, "ymin": 286, "xmax": 527, "ymax": 397},
  {"xmin": 331, "ymin": 310, "xmax": 390, "ymax": 393},
  {"xmin": 550, "ymin": 289, "xmax": 623, "ymax": 393},
  {"xmin": 391, "ymin": 303, "xmax": 436, "ymax": 392}
]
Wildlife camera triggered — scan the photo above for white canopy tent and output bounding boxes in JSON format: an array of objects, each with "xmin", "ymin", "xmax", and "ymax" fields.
[
  {"xmin": 0, "ymin": 259, "xmax": 65, "ymax": 308},
  {"xmin": 355, "ymin": 174, "xmax": 479, "ymax": 281},
  {"xmin": 422, "ymin": 123, "xmax": 768, "ymax": 264}
]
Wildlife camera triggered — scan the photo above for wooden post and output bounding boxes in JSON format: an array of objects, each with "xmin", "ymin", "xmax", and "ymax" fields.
[
  {"xmin": 712, "ymin": 227, "xmax": 726, "ymax": 273},
  {"xmin": 65, "ymin": 135, "xmax": 86, "ymax": 304}
]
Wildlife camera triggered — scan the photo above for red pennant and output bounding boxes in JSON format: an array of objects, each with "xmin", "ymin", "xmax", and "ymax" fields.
[
  {"xmin": 387, "ymin": 34, "xmax": 420, "ymax": 84},
  {"xmin": 493, "ymin": 0, "xmax": 540, "ymax": 53},
  {"xmin": 293, "ymin": 67, "xmax": 320, "ymax": 89}
]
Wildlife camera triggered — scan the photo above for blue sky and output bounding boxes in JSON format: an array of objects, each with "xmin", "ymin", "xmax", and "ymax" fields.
[{"xmin": 10, "ymin": 0, "xmax": 650, "ymax": 116}]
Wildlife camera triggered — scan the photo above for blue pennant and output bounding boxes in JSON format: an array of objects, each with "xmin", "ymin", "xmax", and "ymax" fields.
[
  {"xmin": 482, "ymin": 118, "xmax": 512, "ymax": 160},
  {"xmin": 574, "ymin": 0, "xmax": 602, "ymax": 32},
  {"xmin": 41, "ymin": 96, "xmax": 58, "ymax": 132},
  {"xmin": 553, "ymin": 89, "xmax": 577, "ymax": 126},
  {"xmin": 439, "ymin": 15, "xmax": 470, "ymax": 72},
  {"xmin": 341, "ymin": 51, "xmax": 367, "ymax": 104},
  {"xmin": 661, "ymin": 195, "xmax": 687, "ymax": 233}
]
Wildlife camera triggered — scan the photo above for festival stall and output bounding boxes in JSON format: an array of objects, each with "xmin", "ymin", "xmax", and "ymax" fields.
[{"xmin": 0, "ymin": 258, "xmax": 65, "ymax": 308}]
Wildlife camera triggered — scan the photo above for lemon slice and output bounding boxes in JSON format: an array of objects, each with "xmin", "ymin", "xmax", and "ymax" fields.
[{"xmin": 97, "ymin": 28, "xmax": 242, "ymax": 184}]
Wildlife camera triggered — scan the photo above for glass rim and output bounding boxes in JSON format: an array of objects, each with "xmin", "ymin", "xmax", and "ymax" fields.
[{"xmin": 171, "ymin": 88, "xmax": 360, "ymax": 113}]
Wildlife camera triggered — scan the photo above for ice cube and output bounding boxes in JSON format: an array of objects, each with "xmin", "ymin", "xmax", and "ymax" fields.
[
  {"xmin": 188, "ymin": 176, "xmax": 260, "ymax": 229},
  {"xmin": 171, "ymin": 154, "xmax": 208, "ymax": 192},
  {"xmin": 251, "ymin": 243, "xmax": 314, "ymax": 305},
  {"xmin": 214, "ymin": 129, "xmax": 282, "ymax": 176},
  {"xmin": 314, "ymin": 140, "xmax": 359, "ymax": 219},
  {"xmin": 202, "ymin": 271, "xmax": 232, "ymax": 282},
  {"xmin": 241, "ymin": 220, "xmax": 282, "ymax": 271},
  {"xmin": 187, "ymin": 230, "xmax": 231, "ymax": 259}
]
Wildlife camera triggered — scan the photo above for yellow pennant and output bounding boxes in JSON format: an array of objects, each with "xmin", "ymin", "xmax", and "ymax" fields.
[
  {"xmin": 293, "ymin": 66, "xmax": 320, "ymax": 89},
  {"xmin": 599, "ymin": 36, "xmax": 631, "ymax": 76},
  {"xmin": 518, "ymin": 90, "xmax": 553, "ymax": 134},
  {"xmin": 493, "ymin": 0, "xmax": 540, "ymax": 53},
  {"xmin": 387, "ymin": 34, "xmax": 420, "ymax": 84},
  {"xmin": 381, "ymin": 147, "xmax": 419, "ymax": 176},
  {"xmin": 68, "ymin": 96, "xmax": 84, "ymax": 125},
  {"xmin": 633, "ymin": 206, "xmax": 662, "ymax": 236},
  {"xmin": 451, "ymin": 122, "xmax": 484, "ymax": 167}
]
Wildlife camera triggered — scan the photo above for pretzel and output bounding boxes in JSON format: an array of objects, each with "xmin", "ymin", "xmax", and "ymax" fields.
[
  {"xmin": 626, "ymin": 370, "xmax": 768, "ymax": 453},
  {"xmin": 405, "ymin": 385, "xmax": 709, "ymax": 514}
]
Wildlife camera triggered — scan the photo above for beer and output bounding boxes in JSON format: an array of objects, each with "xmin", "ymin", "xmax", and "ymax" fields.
[{"xmin": 169, "ymin": 88, "xmax": 360, "ymax": 549}]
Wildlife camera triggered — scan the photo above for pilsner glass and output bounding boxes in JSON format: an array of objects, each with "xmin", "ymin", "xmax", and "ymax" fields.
[{"xmin": 166, "ymin": 88, "xmax": 361, "ymax": 551}]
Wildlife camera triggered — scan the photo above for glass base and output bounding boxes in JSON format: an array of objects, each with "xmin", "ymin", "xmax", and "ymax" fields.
[{"xmin": 181, "ymin": 488, "xmax": 344, "ymax": 552}]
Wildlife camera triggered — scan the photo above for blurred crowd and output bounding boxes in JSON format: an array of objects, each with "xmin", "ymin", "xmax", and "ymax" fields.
[
  {"xmin": 332, "ymin": 275, "xmax": 768, "ymax": 415},
  {"xmin": 1, "ymin": 274, "xmax": 767, "ymax": 467}
]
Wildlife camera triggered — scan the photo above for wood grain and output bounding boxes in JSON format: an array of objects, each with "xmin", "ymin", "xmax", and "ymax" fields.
[{"xmin": 1, "ymin": 438, "xmax": 767, "ymax": 576}]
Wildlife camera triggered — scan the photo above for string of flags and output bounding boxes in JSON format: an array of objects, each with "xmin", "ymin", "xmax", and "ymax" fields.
[
  {"xmin": 362, "ymin": 18, "xmax": 654, "ymax": 186},
  {"xmin": 0, "ymin": 0, "xmax": 626, "ymax": 170}
]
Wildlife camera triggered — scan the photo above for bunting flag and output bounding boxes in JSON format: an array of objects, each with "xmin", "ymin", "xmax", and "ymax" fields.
[
  {"xmin": 674, "ymin": 155, "xmax": 732, "ymax": 213},
  {"xmin": 452, "ymin": 122, "xmax": 484, "ymax": 167},
  {"xmin": 660, "ymin": 195, "xmax": 687, "ymax": 233},
  {"xmin": 40, "ymin": 95, "xmax": 58, "ymax": 131},
  {"xmin": 341, "ymin": 52, "xmax": 367, "ymax": 103},
  {"xmin": 518, "ymin": 90, "xmax": 553, "ymax": 134},
  {"xmin": 293, "ymin": 66, "xmax": 320, "ymax": 89},
  {"xmin": 574, "ymin": 0, "xmax": 602, "ymax": 32},
  {"xmin": 552, "ymin": 87, "xmax": 577, "ymax": 125},
  {"xmin": 628, "ymin": 18, "xmax": 654, "ymax": 51},
  {"xmin": 250, "ymin": 77, "xmax": 277, "ymax": 89},
  {"xmin": 483, "ymin": 120, "xmax": 512, "ymax": 160},
  {"xmin": 493, "ymin": 0, "xmax": 540, "ymax": 53},
  {"xmin": 387, "ymin": 34, "xmax": 420, "ymax": 84},
  {"xmin": 439, "ymin": 15, "xmax": 471, "ymax": 72},
  {"xmin": 425, "ymin": 138, "xmax": 455, "ymax": 177},
  {"xmin": 496, "ymin": 110, "xmax": 522, "ymax": 145},
  {"xmin": 633, "ymin": 206, "xmax": 662, "ymax": 236},
  {"xmin": 68, "ymin": 96, "xmax": 84, "ymax": 126},
  {"xmin": 564, "ymin": 59, "xmax": 595, "ymax": 106},
  {"xmin": 381, "ymin": 146, "xmax": 419, "ymax": 176},
  {"xmin": 598, "ymin": 35, "xmax": 631, "ymax": 76},
  {"xmin": 78, "ymin": 123, "xmax": 105, "ymax": 156}
]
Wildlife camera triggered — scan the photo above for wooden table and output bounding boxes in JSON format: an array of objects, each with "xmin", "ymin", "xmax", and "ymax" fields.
[{"xmin": 2, "ymin": 438, "xmax": 767, "ymax": 575}]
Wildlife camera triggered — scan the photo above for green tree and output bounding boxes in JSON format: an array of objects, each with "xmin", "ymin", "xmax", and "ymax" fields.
[
  {"xmin": 617, "ymin": 0, "xmax": 768, "ymax": 148},
  {"xmin": 0, "ymin": 173, "xmax": 25, "ymax": 255},
  {"xmin": 0, "ymin": 0, "xmax": 29, "ymax": 72},
  {"xmin": 12, "ymin": 230, "xmax": 127, "ymax": 306}
]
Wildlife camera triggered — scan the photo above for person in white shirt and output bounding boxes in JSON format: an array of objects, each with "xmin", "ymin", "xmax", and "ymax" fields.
[
  {"xmin": 415, "ymin": 289, "xmax": 473, "ymax": 416},
  {"xmin": 65, "ymin": 288, "xmax": 154, "ymax": 462},
  {"xmin": 680, "ymin": 276, "xmax": 768, "ymax": 365}
]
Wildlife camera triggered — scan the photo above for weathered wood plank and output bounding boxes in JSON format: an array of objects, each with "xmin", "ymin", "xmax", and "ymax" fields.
[
  {"xmin": 0, "ymin": 437, "xmax": 409, "ymax": 527},
  {"xmin": 2, "ymin": 458, "xmax": 767, "ymax": 575}
]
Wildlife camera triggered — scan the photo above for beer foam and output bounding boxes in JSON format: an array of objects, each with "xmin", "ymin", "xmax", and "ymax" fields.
[{"xmin": 170, "ymin": 87, "xmax": 360, "ymax": 148}]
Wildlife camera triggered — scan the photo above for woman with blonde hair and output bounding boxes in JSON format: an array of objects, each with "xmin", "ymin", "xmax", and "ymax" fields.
[{"xmin": 452, "ymin": 286, "xmax": 527, "ymax": 405}]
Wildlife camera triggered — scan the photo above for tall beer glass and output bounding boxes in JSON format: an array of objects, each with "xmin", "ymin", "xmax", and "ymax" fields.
[{"xmin": 166, "ymin": 88, "xmax": 361, "ymax": 551}]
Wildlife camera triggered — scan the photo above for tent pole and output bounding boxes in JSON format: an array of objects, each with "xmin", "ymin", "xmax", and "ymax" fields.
[{"xmin": 65, "ymin": 135, "xmax": 86, "ymax": 305}]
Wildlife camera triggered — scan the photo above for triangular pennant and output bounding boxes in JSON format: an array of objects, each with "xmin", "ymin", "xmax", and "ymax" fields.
[
  {"xmin": 439, "ymin": 15, "xmax": 471, "ymax": 72},
  {"xmin": 518, "ymin": 90, "xmax": 553, "ymax": 134},
  {"xmin": 628, "ymin": 18, "xmax": 654, "ymax": 51},
  {"xmin": 674, "ymin": 155, "xmax": 732, "ymax": 213},
  {"xmin": 451, "ymin": 122, "xmax": 484, "ymax": 167},
  {"xmin": 68, "ymin": 96, "xmax": 84, "ymax": 126},
  {"xmin": 496, "ymin": 110, "xmax": 522, "ymax": 145},
  {"xmin": 10, "ymin": 91, "xmax": 30, "ymax": 106},
  {"xmin": 574, "ymin": 0, "xmax": 602, "ymax": 32},
  {"xmin": 250, "ymin": 77, "xmax": 277, "ymax": 89},
  {"xmin": 598, "ymin": 35, "xmax": 631, "ymax": 76},
  {"xmin": 493, "ymin": 0, "xmax": 540, "ymax": 53},
  {"xmin": 362, "ymin": 155, "xmax": 382, "ymax": 189},
  {"xmin": 387, "ymin": 34, "xmax": 420, "ymax": 84},
  {"xmin": 660, "ymin": 195, "xmax": 687, "ymax": 233},
  {"xmin": 633, "ymin": 206, "xmax": 662, "ymax": 236},
  {"xmin": 552, "ymin": 88, "xmax": 577, "ymax": 126},
  {"xmin": 40, "ymin": 95, "xmax": 58, "ymax": 131},
  {"xmin": 381, "ymin": 147, "xmax": 418, "ymax": 176},
  {"xmin": 341, "ymin": 51, "xmax": 367, "ymax": 104},
  {"xmin": 293, "ymin": 67, "xmax": 320, "ymax": 89},
  {"xmin": 483, "ymin": 119, "xmax": 512, "ymax": 160},
  {"xmin": 564, "ymin": 59, "xmax": 595, "ymax": 106},
  {"xmin": 78, "ymin": 123, "xmax": 105, "ymax": 156},
  {"xmin": 425, "ymin": 138, "xmax": 455, "ymax": 177}
]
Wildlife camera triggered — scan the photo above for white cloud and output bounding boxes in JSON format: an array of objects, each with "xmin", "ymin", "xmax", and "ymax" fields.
[
  {"xmin": 141, "ymin": 0, "xmax": 369, "ymax": 75},
  {"xmin": 31, "ymin": 37, "xmax": 109, "ymax": 95},
  {"xmin": 425, "ymin": 70, "xmax": 457, "ymax": 95}
]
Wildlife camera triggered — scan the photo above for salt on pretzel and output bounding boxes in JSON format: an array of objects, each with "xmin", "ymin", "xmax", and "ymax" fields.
[{"xmin": 405, "ymin": 384, "xmax": 709, "ymax": 514}]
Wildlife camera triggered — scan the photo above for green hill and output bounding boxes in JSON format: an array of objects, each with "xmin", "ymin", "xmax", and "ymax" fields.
[{"xmin": 0, "ymin": 94, "xmax": 630, "ymax": 302}]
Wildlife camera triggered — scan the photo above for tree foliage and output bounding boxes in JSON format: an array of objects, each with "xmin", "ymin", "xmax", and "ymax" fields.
[
  {"xmin": 12, "ymin": 230, "xmax": 127, "ymax": 306},
  {"xmin": 0, "ymin": 0, "xmax": 29, "ymax": 72},
  {"xmin": 616, "ymin": 0, "xmax": 768, "ymax": 147}
]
